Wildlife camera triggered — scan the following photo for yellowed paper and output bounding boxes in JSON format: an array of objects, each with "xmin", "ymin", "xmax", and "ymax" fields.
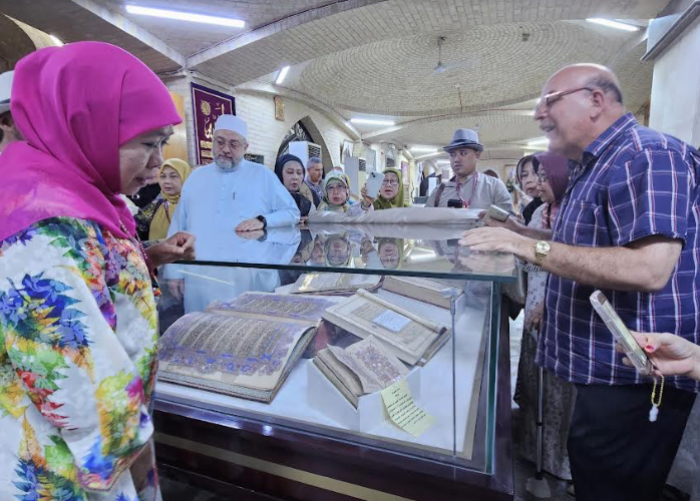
[{"xmin": 381, "ymin": 380, "xmax": 435, "ymax": 438}]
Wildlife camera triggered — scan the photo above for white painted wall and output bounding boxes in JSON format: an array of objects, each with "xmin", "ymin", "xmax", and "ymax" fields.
[{"xmin": 649, "ymin": 19, "xmax": 700, "ymax": 147}]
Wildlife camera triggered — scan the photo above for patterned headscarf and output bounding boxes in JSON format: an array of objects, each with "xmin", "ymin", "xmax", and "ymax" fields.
[
  {"xmin": 319, "ymin": 171, "xmax": 352, "ymax": 212},
  {"xmin": 373, "ymin": 168, "xmax": 409, "ymax": 210}
]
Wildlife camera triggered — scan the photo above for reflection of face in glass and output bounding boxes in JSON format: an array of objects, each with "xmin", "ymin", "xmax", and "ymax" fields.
[
  {"xmin": 378, "ymin": 242, "xmax": 400, "ymax": 269},
  {"xmin": 326, "ymin": 237, "xmax": 351, "ymax": 266},
  {"xmin": 310, "ymin": 241, "xmax": 325, "ymax": 262}
]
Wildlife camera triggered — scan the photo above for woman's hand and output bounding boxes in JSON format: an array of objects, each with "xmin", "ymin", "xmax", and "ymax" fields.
[
  {"xmin": 146, "ymin": 231, "xmax": 196, "ymax": 267},
  {"xmin": 620, "ymin": 332, "xmax": 700, "ymax": 380},
  {"xmin": 361, "ymin": 185, "xmax": 375, "ymax": 208}
]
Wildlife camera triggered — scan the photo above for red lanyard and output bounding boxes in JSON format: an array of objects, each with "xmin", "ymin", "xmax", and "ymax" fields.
[{"xmin": 456, "ymin": 173, "xmax": 479, "ymax": 208}]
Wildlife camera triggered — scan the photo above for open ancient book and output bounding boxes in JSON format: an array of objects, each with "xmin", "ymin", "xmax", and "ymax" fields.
[
  {"xmin": 322, "ymin": 290, "xmax": 450, "ymax": 366},
  {"xmin": 313, "ymin": 336, "xmax": 408, "ymax": 408},
  {"xmin": 290, "ymin": 272, "xmax": 382, "ymax": 295},
  {"xmin": 159, "ymin": 293, "xmax": 336, "ymax": 403}
]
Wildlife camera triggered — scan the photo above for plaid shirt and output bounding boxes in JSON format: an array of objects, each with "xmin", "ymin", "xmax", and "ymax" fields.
[{"xmin": 537, "ymin": 113, "xmax": 700, "ymax": 391}]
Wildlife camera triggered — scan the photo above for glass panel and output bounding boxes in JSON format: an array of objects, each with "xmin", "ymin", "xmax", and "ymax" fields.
[
  {"xmin": 173, "ymin": 224, "xmax": 516, "ymax": 282},
  {"xmin": 156, "ymin": 259, "xmax": 497, "ymax": 472}
]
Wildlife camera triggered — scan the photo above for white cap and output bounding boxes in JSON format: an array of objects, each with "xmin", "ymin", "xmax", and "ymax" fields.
[
  {"xmin": 0, "ymin": 71, "xmax": 14, "ymax": 115},
  {"xmin": 214, "ymin": 114, "xmax": 247, "ymax": 140}
]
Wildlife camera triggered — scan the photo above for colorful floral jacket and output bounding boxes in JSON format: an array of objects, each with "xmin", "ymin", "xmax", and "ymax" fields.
[{"xmin": 0, "ymin": 217, "xmax": 159, "ymax": 501}]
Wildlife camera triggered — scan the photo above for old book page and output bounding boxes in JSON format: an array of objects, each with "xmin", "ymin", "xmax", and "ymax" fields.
[
  {"xmin": 322, "ymin": 292, "xmax": 443, "ymax": 364},
  {"xmin": 208, "ymin": 292, "xmax": 337, "ymax": 324},
  {"xmin": 332, "ymin": 336, "xmax": 408, "ymax": 393},
  {"xmin": 159, "ymin": 312, "xmax": 310, "ymax": 393}
]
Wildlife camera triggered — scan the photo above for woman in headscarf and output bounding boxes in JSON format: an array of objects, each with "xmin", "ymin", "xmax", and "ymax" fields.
[
  {"xmin": 511, "ymin": 152, "xmax": 575, "ymax": 484},
  {"xmin": 274, "ymin": 154, "xmax": 318, "ymax": 221},
  {"xmin": 317, "ymin": 171, "xmax": 374, "ymax": 216},
  {"xmin": 136, "ymin": 158, "xmax": 192, "ymax": 241},
  {"xmin": 0, "ymin": 42, "xmax": 186, "ymax": 500},
  {"xmin": 373, "ymin": 167, "xmax": 411, "ymax": 210}
]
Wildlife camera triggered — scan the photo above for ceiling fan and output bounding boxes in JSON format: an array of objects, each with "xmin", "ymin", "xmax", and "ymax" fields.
[{"xmin": 433, "ymin": 36, "xmax": 481, "ymax": 74}]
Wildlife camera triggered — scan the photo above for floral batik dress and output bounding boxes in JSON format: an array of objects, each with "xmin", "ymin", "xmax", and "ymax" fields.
[{"xmin": 0, "ymin": 217, "xmax": 160, "ymax": 501}]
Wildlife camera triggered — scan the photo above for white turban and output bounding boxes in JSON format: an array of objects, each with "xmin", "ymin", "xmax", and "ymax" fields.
[{"xmin": 214, "ymin": 114, "xmax": 248, "ymax": 140}]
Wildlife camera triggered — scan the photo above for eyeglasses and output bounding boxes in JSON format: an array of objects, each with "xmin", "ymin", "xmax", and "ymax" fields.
[
  {"xmin": 327, "ymin": 185, "xmax": 346, "ymax": 193},
  {"xmin": 537, "ymin": 172, "xmax": 548, "ymax": 182},
  {"xmin": 535, "ymin": 87, "xmax": 594, "ymax": 112},
  {"xmin": 382, "ymin": 179, "xmax": 399, "ymax": 186}
]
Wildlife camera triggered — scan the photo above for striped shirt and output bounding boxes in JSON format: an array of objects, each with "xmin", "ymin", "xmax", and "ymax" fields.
[{"xmin": 537, "ymin": 113, "xmax": 700, "ymax": 391}]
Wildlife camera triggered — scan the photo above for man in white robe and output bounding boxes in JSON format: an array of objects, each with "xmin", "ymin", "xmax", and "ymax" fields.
[{"xmin": 165, "ymin": 114, "xmax": 299, "ymax": 298}]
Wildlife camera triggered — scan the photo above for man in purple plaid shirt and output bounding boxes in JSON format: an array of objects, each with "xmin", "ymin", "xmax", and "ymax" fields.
[{"xmin": 462, "ymin": 63, "xmax": 700, "ymax": 501}]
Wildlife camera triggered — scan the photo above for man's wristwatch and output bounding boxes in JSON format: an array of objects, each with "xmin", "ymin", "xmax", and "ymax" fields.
[
  {"xmin": 256, "ymin": 215, "xmax": 267, "ymax": 229},
  {"xmin": 534, "ymin": 240, "xmax": 551, "ymax": 266}
]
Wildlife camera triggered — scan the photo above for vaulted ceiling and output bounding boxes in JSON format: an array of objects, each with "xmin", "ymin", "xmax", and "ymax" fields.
[{"xmin": 0, "ymin": 0, "xmax": 668, "ymax": 159}]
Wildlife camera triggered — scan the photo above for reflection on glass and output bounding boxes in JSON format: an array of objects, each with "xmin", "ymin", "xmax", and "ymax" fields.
[{"xmin": 176, "ymin": 223, "xmax": 516, "ymax": 281}]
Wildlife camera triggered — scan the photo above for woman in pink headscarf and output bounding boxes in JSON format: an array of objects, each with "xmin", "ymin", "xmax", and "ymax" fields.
[{"xmin": 0, "ymin": 42, "xmax": 192, "ymax": 500}]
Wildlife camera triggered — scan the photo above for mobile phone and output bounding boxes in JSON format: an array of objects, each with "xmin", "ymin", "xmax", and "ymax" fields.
[
  {"xmin": 590, "ymin": 290, "xmax": 653, "ymax": 375},
  {"xmin": 365, "ymin": 172, "xmax": 385, "ymax": 199},
  {"xmin": 487, "ymin": 204, "xmax": 510, "ymax": 222},
  {"xmin": 447, "ymin": 199, "xmax": 463, "ymax": 209}
]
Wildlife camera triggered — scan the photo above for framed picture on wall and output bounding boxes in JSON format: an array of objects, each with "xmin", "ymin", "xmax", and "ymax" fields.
[
  {"xmin": 191, "ymin": 83, "xmax": 235, "ymax": 165},
  {"xmin": 340, "ymin": 140, "xmax": 353, "ymax": 163}
]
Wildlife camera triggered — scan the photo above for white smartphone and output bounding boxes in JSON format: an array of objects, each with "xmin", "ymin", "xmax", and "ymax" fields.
[
  {"xmin": 365, "ymin": 171, "xmax": 385, "ymax": 199},
  {"xmin": 590, "ymin": 290, "xmax": 653, "ymax": 375},
  {"xmin": 487, "ymin": 204, "xmax": 511, "ymax": 222}
]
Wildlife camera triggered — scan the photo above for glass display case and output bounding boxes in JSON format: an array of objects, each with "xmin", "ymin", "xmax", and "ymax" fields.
[{"xmin": 153, "ymin": 223, "xmax": 516, "ymax": 501}]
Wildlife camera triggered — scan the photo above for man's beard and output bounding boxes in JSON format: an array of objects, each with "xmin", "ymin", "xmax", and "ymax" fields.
[{"xmin": 215, "ymin": 155, "xmax": 240, "ymax": 171}]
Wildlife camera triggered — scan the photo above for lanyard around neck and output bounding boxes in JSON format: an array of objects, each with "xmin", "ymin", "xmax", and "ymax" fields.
[{"xmin": 455, "ymin": 173, "xmax": 479, "ymax": 209}]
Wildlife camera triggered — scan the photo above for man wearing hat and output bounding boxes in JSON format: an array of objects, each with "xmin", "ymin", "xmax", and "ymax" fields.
[
  {"xmin": 168, "ymin": 114, "xmax": 299, "ymax": 248},
  {"xmin": 0, "ymin": 71, "xmax": 22, "ymax": 154},
  {"xmin": 425, "ymin": 128, "xmax": 512, "ymax": 211}
]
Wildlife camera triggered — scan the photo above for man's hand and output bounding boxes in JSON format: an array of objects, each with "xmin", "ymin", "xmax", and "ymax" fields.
[
  {"xmin": 237, "ymin": 229, "xmax": 265, "ymax": 241},
  {"xmin": 166, "ymin": 279, "xmax": 185, "ymax": 300},
  {"xmin": 236, "ymin": 218, "xmax": 265, "ymax": 232},
  {"xmin": 146, "ymin": 231, "xmax": 196, "ymax": 268},
  {"xmin": 458, "ymin": 250, "xmax": 515, "ymax": 275},
  {"xmin": 459, "ymin": 227, "xmax": 531, "ymax": 255}
]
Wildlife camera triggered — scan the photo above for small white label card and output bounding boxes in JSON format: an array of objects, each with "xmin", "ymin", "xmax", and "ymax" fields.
[{"xmin": 372, "ymin": 309, "xmax": 411, "ymax": 332}]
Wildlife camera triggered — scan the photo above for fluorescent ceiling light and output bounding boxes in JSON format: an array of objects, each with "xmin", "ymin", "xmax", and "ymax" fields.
[
  {"xmin": 126, "ymin": 5, "xmax": 245, "ymax": 28},
  {"xmin": 586, "ymin": 18, "xmax": 639, "ymax": 32},
  {"xmin": 527, "ymin": 137, "xmax": 549, "ymax": 147},
  {"xmin": 410, "ymin": 146, "xmax": 438, "ymax": 152},
  {"xmin": 50, "ymin": 35, "xmax": 64, "ymax": 46},
  {"xmin": 275, "ymin": 66, "xmax": 290, "ymax": 85},
  {"xmin": 350, "ymin": 118, "xmax": 395, "ymax": 126}
]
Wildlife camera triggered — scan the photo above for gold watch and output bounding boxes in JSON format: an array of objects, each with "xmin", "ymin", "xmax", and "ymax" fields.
[{"xmin": 534, "ymin": 241, "xmax": 551, "ymax": 266}]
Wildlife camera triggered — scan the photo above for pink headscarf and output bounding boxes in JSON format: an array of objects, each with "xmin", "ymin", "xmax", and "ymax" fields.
[{"xmin": 0, "ymin": 42, "xmax": 182, "ymax": 241}]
